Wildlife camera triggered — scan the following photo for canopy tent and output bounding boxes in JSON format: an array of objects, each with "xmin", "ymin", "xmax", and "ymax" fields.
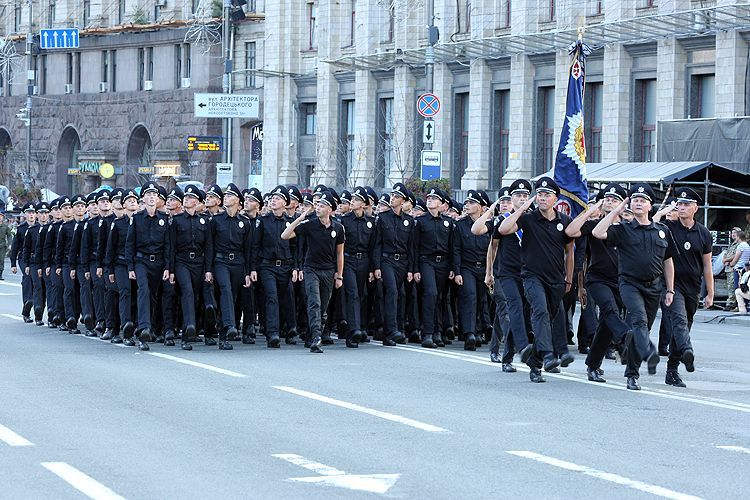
[{"xmin": 531, "ymin": 161, "xmax": 750, "ymax": 228}]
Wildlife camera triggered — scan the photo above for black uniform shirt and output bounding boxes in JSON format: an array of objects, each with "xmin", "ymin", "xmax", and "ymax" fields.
[
  {"xmin": 340, "ymin": 211, "xmax": 377, "ymax": 268},
  {"xmin": 295, "ymin": 217, "xmax": 345, "ymax": 271},
  {"xmin": 516, "ymin": 209, "xmax": 574, "ymax": 284},
  {"xmin": 95, "ymin": 214, "xmax": 116, "ymax": 269},
  {"xmin": 452, "ymin": 216, "xmax": 492, "ymax": 273},
  {"xmin": 171, "ymin": 211, "xmax": 214, "ymax": 271},
  {"xmin": 30, "ymin": 223, "xmax": 48, "ymax": 268},
  {"xmin": 105, "ymin": 216, "xmax": 130, "ymax": 273},
  {"xmin": 663, "ymin": 219, "xmax": 712, "ymax": 295},
  {"xmin": 373, "ymin": 209, "xmax": 415, "ymax": 270},
  {"xmin": 209, "ymin": 212, "xmax": 251, "ymax": 274},
  {"xmin": 22, "ymin": 223, "xmax": 40, "ymax": 266},
  {"xmin": 125, "ymin": 210, "xmax": 171, "ymax": 272},
  {"xmin": 68, "ymin": 219, "xmax": 85, "ymax": 268},
  {"xmin": 55, "ymin": 220, "xmax": 76, "ymax": 268},
  {"xmin": 252, "ymin": 213, "xmax": 298, "ymax": 271},
  {"xmin": 9, "ymin": 222, "xmax": 28, "ymax": 267},
  {"xmin": 580, "ymin": 218, "xmax": 619, "ymax": 285},
  {"xmin": 492, "ymin": 213, "xmax": 523, "ymax": 279},
  {"xmin": 414, "ymin": 213, "xmax": 453, "ymax": 259},
  {"xmin": 607, "ymin": 219, "xmax": 677, "ymax": 283},
  {"xmin": 43, "ymin": 220, "xmax": 63, "ymax": 268}
]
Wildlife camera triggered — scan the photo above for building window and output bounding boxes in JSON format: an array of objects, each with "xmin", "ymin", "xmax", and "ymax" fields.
[
  {"xmin": 111, "ymin": 50, "xmax": 117, "ymax": 91},
  {"xmin": 635, "ymin": 78, "xmax": 656, "ymax": 162},
  {"xmin": 307, "ymin": 1, "xmax": 317, "ymax": 50},
  {"xmin": 547, "ymin": 0, "xmax": 556, "ymax": 21},
  {"xmin": 536, "ymin": 86, "xmax": 555, "ymax": 174},
  {"xmin": 118, "ymin": 0, "xmax": 125, "ymax": 24},
  {"xmin": 346, "ymin": 0, "xmax": 356, "ymax": 47},
  {"xmin": 498, "ymin": 0, "xmax": 511, "ymax": 28},
  {"xmin": 690, "ymin": 74, "xmax": 715, "ymax": 119},
  {"xmin": 83, "ymin": 0, "xmax": 91, "ymax": 26},
  {"xmin": 147, "ymin": 47, "xmax": 154, "ymax": 81},
  {"xmin": 377, "ymin": 98, "xmax": 395, "ymax": 187},
  {"xmin": 584, "ymin": 82, "xmax": 603, "ymax": 163},
  {"xmin": 174, "ymin": 45, "xmax": 182, "ymax": 89},
  {"xmin": 48, "ymin": 2, "xmax": 55, "ymax": 28},
  {"xmin": 14, "ymin": 3, "xmax": 21, "ymax": 32},
  {"xmin": 491, "ymin": 90, "xmax": 510, "ymax": 189},
  {"xmin": 248, "ymin": 0, "xmax": 256, "ymax": 12},
  {"xmin": 453, "ymin": 92, "xmax": 470, "ymax": 183},
  {"xmin": 138, "ymin": 48, "xmax": 145, "ymax": 90},
  {"xmin": 40, "ymin": 55, "xmax": 47, "ymax": 94},
  {"xmin": 303, "ymin": 103, "xmax": 317, "ymax": 135},
  {"xmin": 66, "ymin": 53, "xmax": 73, "ymax": 86},
  {"xmin": 458, "ymin": 0, "xmax": 471, "ymax": 33},
  {"xmin": 245, "ymin": 41, "xmax": 256, "ymax": 88},
  {"xmin": 184, "ymin": 44, "xmax": 191, "ymax": 79},
  {"xmin": 588, "ymin": 0, "xmax": 602, "ymax": 15},
  {"xmin": 101, "ymin": 50, "xmax": 109, "ymax": 85},
  {"xmin": 383, "ymin": 4, "xmax": 395, "ymax": 43},
  {"xmin": 154, "ymin": 4, "xmax": 161, "ymax": 21},
  {"xmin": 74, "ymin": 52, "xmax": 81, "ymax": 93},
  {"xmin": 341, "ymin": 99, "xmax": 356, "ymax": 182}
]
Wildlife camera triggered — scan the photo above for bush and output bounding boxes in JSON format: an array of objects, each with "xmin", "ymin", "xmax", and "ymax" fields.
[{"xmin": 404, "ymin": 177, "xmax": 452, "ymax": 199}]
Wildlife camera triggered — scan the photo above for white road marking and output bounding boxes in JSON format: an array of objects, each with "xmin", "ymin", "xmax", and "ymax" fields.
[
  {"xmin": 368, "ymin": 342, "xmax": 750, "ymax": 414},
  {"xmin": 716, "ymin": 445, "xmax": 750, "ymax": 455},
  {"xmin": 0, "ymin": 423, "xmax": 34, "ymax": 446},
  {"xmin": 41, "ymin": 462, "xmax": 126, "ymax": 500},
  {"xmin": 147, "ymin": 352, "xmax": 247, "ymax": 378},
  {"xmin": 0, "ymin": 292, "xmax": 19, "ymax": 296},
  {"xmin": 507, "ymin": 451, "xmax": 702, "ymax": 500},
  {"xmin": 1, "ymin": 313, "xmax": 25, "ymax": 322},
  {"xmin": 0, "ymin": 281, "xmax": 22, "ymax": 288},
  {"xmin": 273, "ymin": 386, "xmax": 449, "ymax": 433},
  {"xmin": 273, "ymin": 453, "xmax": 400, "ymax": 494}
]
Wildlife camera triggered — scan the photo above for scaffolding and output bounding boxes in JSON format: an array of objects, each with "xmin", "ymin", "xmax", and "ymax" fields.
[{"xmin": 324, "ymin": 2, "xmax": 750, "ymax": 71}]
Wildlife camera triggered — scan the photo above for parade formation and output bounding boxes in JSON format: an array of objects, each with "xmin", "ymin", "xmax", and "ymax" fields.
[{"xmin": 7, "ymin": 177, "xmax": 713, "ymax": 390}]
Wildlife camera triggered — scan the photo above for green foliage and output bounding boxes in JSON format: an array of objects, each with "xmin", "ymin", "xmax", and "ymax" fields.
[
  {"xmin": 404, "ymin": 177, "xmax": 452, "ymax": 198},
  {"xmin": 131, "ymin": 5, "xmax": 149, "ymax": 25},
  {"xmin": 211, "ymin": 0, "xmax": 224, "ymax": 17}
]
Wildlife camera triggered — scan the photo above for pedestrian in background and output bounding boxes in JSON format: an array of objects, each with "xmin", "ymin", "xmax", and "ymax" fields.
[{"xmin": 0, "ymin": 211, "xmax": 14, "ymax": 279}]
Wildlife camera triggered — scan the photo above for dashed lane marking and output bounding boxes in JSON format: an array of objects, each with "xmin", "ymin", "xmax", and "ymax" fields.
[
  {"xmin": 0, "ymin": 423, "xmax": 34, "ymax": 447},
  {"xmin": 41, "ymin": 462, "xmax": 126, "ymax": 500}
]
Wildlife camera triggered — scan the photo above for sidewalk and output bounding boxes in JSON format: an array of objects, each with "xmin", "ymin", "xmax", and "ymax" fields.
[{"xmin": 691, "ymin": 308, "xmax": 750, "ymax": 327}]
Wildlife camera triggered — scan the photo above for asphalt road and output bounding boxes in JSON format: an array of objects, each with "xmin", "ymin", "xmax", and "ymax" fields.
[{"xmin": 0, "ymin": 271, "xmax": 748, "ymax": 500}]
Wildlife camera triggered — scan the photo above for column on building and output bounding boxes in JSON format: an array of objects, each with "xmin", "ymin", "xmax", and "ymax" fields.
[
  {"xmin": 505, "ymin": 54, "xmax": 534, "ymax": 181},
  {"xmin": 350, "ymin": 71, "xmax": 377, "ymax": 187},
  {"xmin": 715, "ymin": 31, "xmax": 748, "ymax": 117},
  {"xmin": 601, "ymin": 44, "xmax": 632, "ymax": 163},
  {"xmin": 461, "ymin": 58, "xmax": 492, "ymax": 190},
  {"xmin": 553, "ymin": 49, "xmax": 570, "ymax": 164},
  {"xmin": 391, "ymin": 66, "xmax": 416, "ymax": 186},
  {"xmin": 432, "ymin": 63, "xmax": 453, "ymax": 182},
  {"xmin": 656, "ymin": 38, "xmax": 687, "ymax": 123}
]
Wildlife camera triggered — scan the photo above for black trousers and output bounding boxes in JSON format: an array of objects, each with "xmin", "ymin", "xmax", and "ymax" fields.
[
  {"xmin": 214, "ymin": 260, "xmax": 245, "ymax": 337},
  {"xmin": 89, "ymin": 262, "xmax": 106, "ymax": 324},
  {"xmin": 666, "ymin": 288, "xmax": 697, "ymax": 371},
  {"xmin": 343, "ymin": 255, "xmax": 369, "ymax": 336},
  {"xmin": 134, "ymin": 259, "xmax": 165, "ymax": 332},
  {"xmin": 499, "ymin": 276, "xmax": 529, "ymax": 358},
  {"xmin": 419, "ymin": 258, "xmax": 450, "ymax": 338},
  {"xmin": 77, "ymin": 265, "xmax": 93, "ymax": 323},
  {"xmin": 114, "ymin": 264, "xmax": 132, "ymax": 328},
  {"xmin": 175, "ymin": 261, "xmax": 203, "ymax": 329},
  {"xmin": 586, "ymin": 280, "xmax": 627, "ymax": 370},
  {"xmin": 61, "ymin": 265, "xmax": 79, "ymax": 322},
  {"xmin": 46, "ymin": 268, "xmax": 60, "ymax": 321},
  {"xmin": 258, "ymin": 263, "xmax": 294, "ymax": 337},
  {"xmin": 20, "ymin": 259, "xmax": 33, "ymax": 306},
  {"xmin": 490, "ymin": 281, "xmax": 510, "ymax": 356},
  {"xmin": 457, "ymin": 265, "xmax": 486, "ymax": 337},
  {"xmin": 31, "ymin": 266, "xmax": 46, "ymax": 320},
  {"xmin": 381, "ymin": 256, "xmax": 409, "ymax": 337},
  {"xmin": 620, "ymin": 278, "xmax": 661, "ymax": 379},
  {"xmin": 304, "ymin": 267, "xmax": 335, "ymax": 341},
  {"xmin": 523, "ymin": 275, "xmax": 568, "ymax": 368}
]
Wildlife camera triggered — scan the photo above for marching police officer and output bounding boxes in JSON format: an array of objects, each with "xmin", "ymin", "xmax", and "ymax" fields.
[
  {"xmin": 55, "ymin": 195, "xmax": 81, "ymax": 333},
  {"xmin": 125, "ymin": 183, "xmax": 172, "ymax": 351},
  {"xmin": 106, "ymin": 189, "xmax": 139, "ymax": 345},
  {"xmin": 26, "ymin": 202, "xmax": 50, "ymax": 325},
  {"xmin": 42, "ymin": 198, "xmax": 64, "ymax": 327},
  {"xmin": 592, "ymin": 183, "xmax": 676, "ymax": 390},
  {"xmin": 11, "ymin": 203, "xmax": 36, "ymax": 321},
  {"xmin": 92, "ymin": 190, "xmax": 116, "ymax": 338}
]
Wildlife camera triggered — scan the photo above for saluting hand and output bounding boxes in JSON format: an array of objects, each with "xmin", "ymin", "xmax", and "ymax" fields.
[{"xmin": 614, "ymin": 197, "xmax": 629, "ymax": 215}]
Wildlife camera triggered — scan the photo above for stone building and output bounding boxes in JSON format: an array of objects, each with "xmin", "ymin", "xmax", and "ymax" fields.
[{"xmin": 1, "ymin": 0, "xmax": 750, "ymax": 196}]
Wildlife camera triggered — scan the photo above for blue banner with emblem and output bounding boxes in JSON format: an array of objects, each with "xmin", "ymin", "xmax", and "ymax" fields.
[{"xmin": 552, "ymin": 37, "xmax": 591, "ymax": 218}]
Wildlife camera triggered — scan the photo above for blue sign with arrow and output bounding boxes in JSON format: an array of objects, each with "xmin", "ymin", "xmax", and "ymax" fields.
[{"xmin": 40, "ymin": 29, "xmax": 80, "ymax": 50}]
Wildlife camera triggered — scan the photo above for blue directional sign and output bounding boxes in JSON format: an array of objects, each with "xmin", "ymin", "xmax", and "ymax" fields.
[
  {"xmin": 40, "ymin": 29, "xmax": 79, "ymax": 50},
  {"xmin": 417, "ymin": 93, "xmax": 441, "ymax": 118}
]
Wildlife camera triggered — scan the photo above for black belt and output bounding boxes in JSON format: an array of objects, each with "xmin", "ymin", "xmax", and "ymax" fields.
[
  {"xmin": 384, "ymin": 253, "xmax": 406, "ymax": 261},
  {"xmin": 464, "ymin": 261, "xmax": 485, "ymax": 269},
  {"xmin": 344, "ymin": 252, "xmax": 366, "ymax": 259},
  {"xmin": 422, "ymin": 254, "xmax": 447, "ymax": 263},
  {"xmin": 136, "ymin": 252, "xmax": 162, "ymax": 262},
  {"xmin": 217, "ymin": 252, "xmax": 244, "ymax": 261},
  {"xmin": 261, "ymin": 258, "xmax": 292, "ymax": 267},
  {"xmin": 178, "ymin": 251, "xmax": 204, "ymax": 260}
]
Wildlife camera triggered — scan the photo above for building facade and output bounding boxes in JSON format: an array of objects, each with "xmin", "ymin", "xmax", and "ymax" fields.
[{"xmin": 1, "ymin": 0, "xmax": 748, "ymax": 196}]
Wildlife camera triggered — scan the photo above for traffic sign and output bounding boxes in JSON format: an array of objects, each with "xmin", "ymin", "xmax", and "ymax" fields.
[
  {"xmin": 420, "ymin": 150, "xmax": 442, "ymax": 181},
  {"xmin": 417, "ymin": 93, "xmax": 441, "ymax": 118},
  {"xmin": 423, "ymin": 120, "xmax": 435, "ymax": 144},
  {"xmin": 40, "ymin": 29, "xmax": 79, "ymax": 49},
  {"xmin": 187, "ymin": 136, "xmax": 223, "ymax": 152},
  {"xmin": 216, "ymin": 163, "xmax": 234, "ymax": 186},
  {"xmin": 194, "ymin": 93, "xmax": 260, "ymax": 118}
]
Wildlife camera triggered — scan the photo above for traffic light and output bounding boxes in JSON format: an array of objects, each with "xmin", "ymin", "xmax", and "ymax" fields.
[
  {"xmin": 230, "ymin": 0, "xmax": 246, "ymax": 22},
  {"xmin": 16, "ymin": 108, "xmax": 29, "ymax": 126}
]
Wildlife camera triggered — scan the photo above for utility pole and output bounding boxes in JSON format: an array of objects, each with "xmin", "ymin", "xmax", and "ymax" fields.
[
  {"xmin": 25, "ymin": 0, "xmax": 34, "ymax": 186},
  {"xmin": 422, "ymin": 0, "xmax": 437, "ymax": 151},
  {"xmin": 221, "ymin": 0, "xmax": 235, "ymax": 166}
]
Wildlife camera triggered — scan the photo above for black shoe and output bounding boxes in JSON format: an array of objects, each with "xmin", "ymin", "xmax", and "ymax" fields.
[
  {"xmin": 122, "ymin": 322, "xmax": 135, "ymax": 339},
  {"xmin": 579, "ymin": 346, "xmax": 590, "ymax": 355},
  {"xmin": 626, "ymin": 376, "xmax": 641, "ymax": 390},
  {"xmin": 646, "ymin": 350, "xmax": 660, "ymax": 375},
  {"xmin": 70, "ymin": 329, "xmax": 81, "ymax": 335},
  {"xmin": 519, "ymin": 344, "xmax": 533, "ymax": 364},
  {"xmin": 242, "ymin": 335, "xmax": 256, "ymax": 345},
  {"xmin": 360, "ymin": 334, "xmax": 370, "ymax": 343},
  {"xmin": 66, "ymin": 317, "xmax": 77, "ymax": 330},
  {"xmin": 138, "ymin": 341, "xmax": 150, "ymax": 351},
  {"xmin": 445, "ymin": 326, "xmax": 455, "ymax": 340},
  {"xmin": 434, "ymin": 333, "xmax": 445, "ymax": 347},
  {"xmin": 181, "ymin": 341, "xmax": 192, "ymax": 351},
  {"xmin": 665, "ymin": 370, "xmax": 686, "ymax": 387},
  {"xmin": 101, "ymin": 329, "xmax": 113, "ymax": 341},
  {"xmin": 219, "ymin": 340, "xmax": 233, "ymax": 350},
  {"xmin": 382, "ymin": 338, "xmax": 397, "ymax": 347},
  {"xmin": 545, "ymin": 366, "xmax": 560, "ymax": 373},
  {"xmin": 543, "ymin": 355, "xmax": 560, "ymax": 372},
  {"xmin": 22, "ymin": 301, "xmax": 33, "ymax": 317},
  {"xmin": 408, "ymin": 330, "xmax": 421, "ymax": 343},
  {"xmin": 123, "ymin": 337, "xmax": 136, "ymax": 347},
  {"xmin": 529, "ymin": 369, "xmax": 546, "ymax": 383},
  {"xmin": 164, "ymin": 329, "xmax": 175, "ymax": 346},
  {"xmin": 421, "ymin": 335, "xmax": 437, "ymax": 348},
  {"xmin": 490, "ymin": 352, "xmax": 501, "ymax": 363},
  {"xmin": 83, "ymin": 315, "xmax": 95, "ymax": 331},
  {"xmin": 35, "ymin": 320, "xmax": 45, "ymax": 326},
  {"xmin": 502, "ymin": 363, "xmax": 517, "ymax": 373},
  {"xmin": 225, "ymin": 328, "xmax": 238, "ymax": 341},
  {"xmin": 475, "ymin": 335, "xmax": 483, "ymax": 348},
  {"xmin": 464, "ymin": 333, "xmax": 477, "ymax": 351},
  {"xmin": 321, "ymin": 336, "xmax": 335, "ymax": 345},
  {"xmin": 84, "ymin": 329, "xmax": 98, "ymax": 337},
  {"xmin": 204, "ymin": 337, "xmax": 217, "ymax": 346},
  {"xmin": 681, "ymin": 349, "xmax": 695, "ymax": 373},
  {"xmin": 155, "ymin": 335, "xmax": 165, "ymax": 344},
  {"xmin": 346, "ymin": 338, "xmax": 359, "ymax": 348},
  {"xmin": 111, "ymin": 336, "xmax": 123, "ymax": 344},
  {"xmin": 140, "ymin": 328, "xmax": 153, "ymax": 342},
  {"xmin": 267, "ymin": 333, "xmax": 281, "ymax": 348},
  {"xmin": 605, "ymin": 349, "xmax": 616, "ymax": 360},
  {"xmin": 23, "ymin": 315, "xmax": 33, "ymax": 323},
  {"xmin": 587, "ymin": 368, "xmax": 606, "ymax": 383},
  {"xmin": 310, "ymin": 337, "xmax": 323, "ymax": 353},
  {"xmin": 391, "ymin": 331, "xmax": 406, "ymax": 344},
  {"xmin": 285, "ymin": 331, "xmax": 298, "ymax": 345},
  {"xmin": 94, "ymin": 321, "xmax": 105, "ymax": 334},
  {"xmin": 560, "ymin": 352, "xmax": 575, "ymax": 368},
  {"xmin": 658, "ymin": 346, "xmax": 670, "ymax": 357},
  {"xmin": 184, "ymin": 324, "xmax": 196, "ymax": 341}
]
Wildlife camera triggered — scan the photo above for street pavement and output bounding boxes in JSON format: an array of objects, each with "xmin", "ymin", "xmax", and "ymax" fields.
[{"xmin": 0, "ymin": 271, "xmax": 749, "ymax": 499}]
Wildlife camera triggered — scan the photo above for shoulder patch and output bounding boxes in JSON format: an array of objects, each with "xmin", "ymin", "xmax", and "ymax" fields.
[
  {"xmin": 98, "ymin": 220, "xmax": 103, "ymax": 228},
  {"xmin": 111, "ymin": 222, "xmax": 115, "ymax": 230}
]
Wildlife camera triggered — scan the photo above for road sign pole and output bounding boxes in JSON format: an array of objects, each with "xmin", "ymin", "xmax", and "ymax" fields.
[
  {"xmin": 423, "ymin": 0, "xmax": 435, "ymax": 153},
  {"xmin": 25, "ymin": 0, "xmax": 33, "ymax": 187},
  {"xmin": 221, "ymin": 0, "xmax": 233, "ymax": 167}
]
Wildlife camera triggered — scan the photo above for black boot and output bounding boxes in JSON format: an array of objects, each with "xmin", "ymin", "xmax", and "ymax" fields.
[{"xmin": 421, "ymin": 334, "xmax": 437, "ymax": 348}]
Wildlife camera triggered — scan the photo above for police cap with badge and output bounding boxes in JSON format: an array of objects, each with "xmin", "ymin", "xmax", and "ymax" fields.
[
  {"xmin": 628, "ymin": 183, "xmax": 656, "ymax": 203},
  {"xmin": 534, "ymin": 176, "xmax": 561, "ymax": 196},
  {"xmin": 184, "ymin": 184, "xmax": 205, "ymax": 203},
  {"xmin": 270, "ymin": 185, "xmax": 291, "ymax": 205}
]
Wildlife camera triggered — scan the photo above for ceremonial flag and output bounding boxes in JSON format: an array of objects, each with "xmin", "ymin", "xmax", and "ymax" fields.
[{"xmin": 552, "ymin": 37, "xmax": 591, "ymax": 218}]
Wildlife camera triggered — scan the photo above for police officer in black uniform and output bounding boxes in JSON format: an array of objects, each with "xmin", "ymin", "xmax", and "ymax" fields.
[
  {"xmin": 106, "ymin": 189, "xmax": 138, "ymax": 345},
  {"xmin": 339, "ymin": 186, "xmax": 377, "ymax": 347},
  {"xmin": 43, "ymin": 198, "xmax": 64, "ymax": 327},
  {"xmin": 592, "ymin": 183, "xmax": 676, "ymax": 390},
  {"xmin": 499, "ymin": 177, "xmax": 576, "ymax": 383},
  {"xmin": 208, "ymin": 183, "xmax": 252, "ymax": 350},
  {"xmin": 566, "ymin": 183, "xmax": 629, "ymax": 383},
  {"xmin": 125, "ymin": 183, "xmax": 172, "ymax": 351},
  {"xmin": 653, "ymin": 187, "xmax": 713, "ymax": 388},
  {"xmin": 11, "ymin": 203, "xmax": 36, "ymax": 322},
  {"xmin": 373, "ymin": 183, "xmax": 415, "ymax": 346},
  {"xmin": 56, "ymin": 195, "xmax": 81, "ymax": 333},
  {"xmin": 92, "ymin": 189, "xmax": 116, "ymax": 337},
  {"xmin": 25, "ymin": 202, "xmax": 50, "ymax": 326},
  {"xmin": 70, "ymin": 193, "xmax": 95, "ymax": 336},
  {"xmin": 239, "ymin": 187, "xmax": 263, "ymax": 343}
]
